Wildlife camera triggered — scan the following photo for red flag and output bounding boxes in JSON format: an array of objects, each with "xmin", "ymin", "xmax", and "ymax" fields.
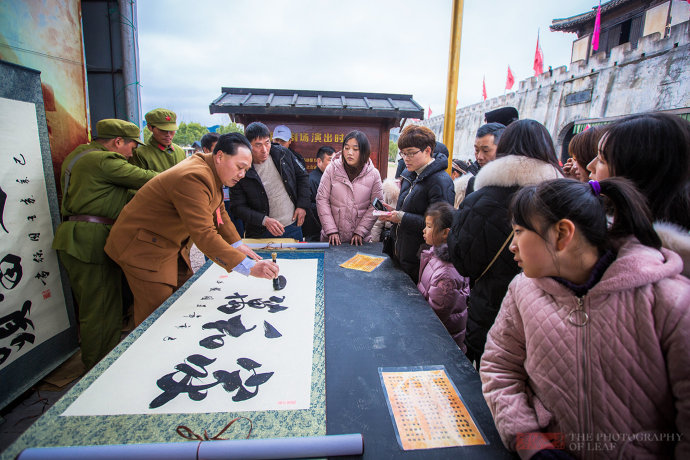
[
  {"xmin": 482, "ymin": 77, "xmax": 487, "ymax": 101},
  {"xmin": 428, "ymin": 107, "xmax": 432, "ymax": 118},
  {"xmin": 533, "ymin": 31, "xmax": 544, "ymax": 76},
  {"xmin": 506, "ymin": 66, "xmax": 515, "ymax": 90},
  {"xmin": 592, "ymin": 2, "xmax": 601, "ymax": 51}
]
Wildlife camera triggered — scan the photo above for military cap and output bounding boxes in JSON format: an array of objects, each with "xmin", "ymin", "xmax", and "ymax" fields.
[
  {"xmin": 96, "ymin": 119, "xmax": 144, "ymax": 145},
  {"xmin": 145, "ymin": 108, "xmax": 178, "ymax": 131}
]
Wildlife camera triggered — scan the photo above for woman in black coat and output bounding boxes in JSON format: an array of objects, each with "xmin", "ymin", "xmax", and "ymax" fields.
[
  {"xmin": 379, "ymin": 125, "xmax": 454, "ymax": 283},
  {"xmin": 447, "ymin": 120, "xmax": 562, "ymax": 365}
]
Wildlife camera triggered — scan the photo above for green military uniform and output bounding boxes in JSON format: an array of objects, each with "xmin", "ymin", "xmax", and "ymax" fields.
[
  {"xmin": 130, "ymin": 108, "xmax": 186, "ymax": 172},
  {"xmin": 52, "ymin": 120, "xmax": 157, "ymax": 369}
]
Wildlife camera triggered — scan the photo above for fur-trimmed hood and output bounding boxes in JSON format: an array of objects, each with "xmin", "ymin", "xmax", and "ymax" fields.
[
  {"xmin": 453, "ymin": 173, "xmax": 474, "ymax": 208},
  {"xmin": 381, "ymin": 177, "xmax": 400, "ymax": 205},
  {"xmin": 655, "ymin": 221, "xmax": 690, "ymax": 278},
  {"xmin": 474, "ymin": 155, "xmax": 562, "ymax": 191}
]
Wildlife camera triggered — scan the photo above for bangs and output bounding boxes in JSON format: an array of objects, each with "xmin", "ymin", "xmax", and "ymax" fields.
[{"xmin": 510, "ymin": 186, "xmax": 546, "ymax": 236}]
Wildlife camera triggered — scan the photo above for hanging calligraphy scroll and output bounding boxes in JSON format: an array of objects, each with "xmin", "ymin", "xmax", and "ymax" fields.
[{"xmin": 0, "ymin": 61, "xmax": 77, "ymax": 409}]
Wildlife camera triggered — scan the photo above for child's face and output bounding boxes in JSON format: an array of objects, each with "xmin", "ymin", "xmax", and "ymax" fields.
[
  {"xmin": 509, "ymin": 224, "xmax": 557, "ymax": 279},
  {"xmin": 423, "ymin": 216, "xmax": 437, "ymax": 246}
]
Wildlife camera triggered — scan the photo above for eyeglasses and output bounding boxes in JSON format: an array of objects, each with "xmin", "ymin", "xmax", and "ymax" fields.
[{"xmin": 400, "ymin": 149, "xmax": 422, "ymax": 158}]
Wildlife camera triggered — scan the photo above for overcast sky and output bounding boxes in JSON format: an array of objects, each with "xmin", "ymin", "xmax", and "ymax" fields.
[{"xmin": 137, "ymin": 0, "xmax": 599, "ymax": 127}]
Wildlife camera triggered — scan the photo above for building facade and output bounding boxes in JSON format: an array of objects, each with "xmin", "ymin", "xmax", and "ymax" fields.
[{"xmin": 419, "ymin": 0, "xmax": 689, "ymax": 162}]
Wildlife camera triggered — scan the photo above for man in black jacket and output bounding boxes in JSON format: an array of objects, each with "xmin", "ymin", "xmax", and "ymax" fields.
[
  {"xmin": 303, "ymin": 146, "xmax": 334, "ymax": 241},
  {"xmin": 230, "ymin": 122, "xmax": 310, "ymax": 239}
]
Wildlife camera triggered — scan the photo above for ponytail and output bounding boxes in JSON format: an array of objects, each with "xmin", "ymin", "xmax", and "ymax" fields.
[
  {"xmin": 510, "ymin": 177, "xmax": 661, "ymax": 253},
  {"xmin": 598, "ymin": 178, "xmax": 661, "ymax": 248}
]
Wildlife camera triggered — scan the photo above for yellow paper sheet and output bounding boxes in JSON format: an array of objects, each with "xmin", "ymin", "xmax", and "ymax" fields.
[{"xmin": 339, "ymin": 253, "xmax": 386, "ymax": 272}]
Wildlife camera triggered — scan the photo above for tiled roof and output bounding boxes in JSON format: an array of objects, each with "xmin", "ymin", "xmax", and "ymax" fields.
[
  {"xmin": 550, "ymin": 0, "xmax": 632, "ymax": 32},
  {"xmin": 210, "ymin": 87, "xmax": 424, "ymax": 120}
]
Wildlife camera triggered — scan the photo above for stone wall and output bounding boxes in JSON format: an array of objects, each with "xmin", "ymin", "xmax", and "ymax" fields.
[{"xmin": 419, "ymin": 20, "xmax": 690, "ymax": 162}]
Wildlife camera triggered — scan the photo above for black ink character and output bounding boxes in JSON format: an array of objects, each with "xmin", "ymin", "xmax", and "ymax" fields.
[
  {"xmin": 0, "ymin": 347, "xmax": 10, "ymax": 365},
  {"xmin": 27, "ymin": 215, "xmax": 36, "ymax": 222},
  {"xmin": 196, "ymin": 304, "xmax": 206, "ymax": 308},
  {"xmin": 149, "ymin": 355, "xmax": 273, "ymax": 409},
  {"xmin": 163, "ymin": 336, "xmax": 177, "ymax": 342},
  {"xmin": 34, "ymin": 271, "xmax": 49, "ymax": 285},
  {"xmin": 216, "ymin": 280, "xmax": 223, "ymax": 284},
  {"xmin": 28, "ymin": 233, "xmax": 40, "ymax": 242},
  {"xmin": 10, "ymin": 332, "xmax": 35, "ymax": 350},
  {"xmin": 0, "ymin": 254, "xmax": 23, "ymax": 290},
  {"xmin": 218, "ymin": 293, "xmax": 288, "ymax": 315},
  {"xmin": 209, "ymin": 287, "xmax": 220, "ymax": 292},
  {"xmin": 0, "ymin": 295, "xmax": 33, "ymax": 340},
  {"xmin": 184, "ymin": 312, "xmax": 201, "ymax": 319},
  {"xmin": 175, "ymin": 323, "xmax": 190, "ymax": 329},
  {"xmin": 149, "ymin": 354, "xmax": 219, "ymax": 409},
  {"xmin": 0, "ymin": 187, "xmax": 8, "ymax": 233},
  {"xmin": 32, "ymin": 250, "xmax": 44, "ymax": 263},
  {"xmin": 263, "ymin": 321, "xmax": 282, "ymax": 339},
  {"xmin": 201, "ymin": 296, "xmax": 213, "ymax": 300},
  {"xmin": 20, "ymin": 196, "xmax": 36, "ymax": 205},
  {"xmin": 231, "ymin": 358, "xmax": 274, "ymax": 402},
  {"xmin": 218, "ymin": 292, "xmax": 248, "ymax": 314},
  {"xmin": 199, "ymin": 316, "xmax": 256, "ymax": 349},
  {"xmin": 16, "ymin": 178, "xmax": 29, "ymax": 184},
  {"xmin": 13, "ymin": 154, "xmax": 26, "ymax": 165}
]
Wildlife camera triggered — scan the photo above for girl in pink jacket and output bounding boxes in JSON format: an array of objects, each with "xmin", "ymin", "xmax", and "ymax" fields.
[
  {"xmin": 316, "ymin": 131, "xmax": 383, "ymax": 245},
  {"xmin": 481, "ymin": 178, "xmax": 690, "ymax": 460},
  {"xmin": 417, "ymin": 202, "xmax": 470, "ymax": 352}
]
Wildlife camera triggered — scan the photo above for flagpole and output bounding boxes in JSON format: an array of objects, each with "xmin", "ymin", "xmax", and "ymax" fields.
[{"xmin": 442, "ymin": 0, "xmax": 465, "ymax": 177}]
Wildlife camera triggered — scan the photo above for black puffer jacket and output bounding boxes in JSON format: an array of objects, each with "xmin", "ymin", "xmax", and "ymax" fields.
[
  {"xmin": 447, "ymin": 155, "xmax": 561, "ymax": 363},
  {"xmin": 230, "ymin": 143, "xmax": 309, "ymax": 238},
  {"xmin": 391, "ymin": 154, "xmax": 455, "ymax": 283}
]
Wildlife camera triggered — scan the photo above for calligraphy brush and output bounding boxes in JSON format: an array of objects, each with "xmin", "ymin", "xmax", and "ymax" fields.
[{"xmin": 271, "ymin": 252, "xmax": 287, "ymax": 290}]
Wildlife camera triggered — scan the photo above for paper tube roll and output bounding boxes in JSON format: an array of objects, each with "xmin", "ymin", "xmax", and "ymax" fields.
[
  {"xmin": 16, "ymin": 441, "xmax": 199, "ymax": 460},
  {"xmin": 16, "ymin": 433, "xmax": 364, "ymax": 460}
]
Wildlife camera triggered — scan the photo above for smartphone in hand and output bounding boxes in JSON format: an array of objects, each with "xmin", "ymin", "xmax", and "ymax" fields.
[{"xmin": 372, "ymin": 197, "xmax": 386, "ymax": 211}]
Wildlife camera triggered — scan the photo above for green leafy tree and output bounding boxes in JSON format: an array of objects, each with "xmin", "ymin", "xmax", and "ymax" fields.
[
  {"xmin": 389, "ymin": 140, "xmax": 398, "ymax": 162},
  {"xmin": 217, "ymin": 122, "xmax": 243, "ymax": 134},
  {"xmin": 143, "ymin": 126, "xmax": 152, "ymax": 144},
  {"xmin": 142, "ymin": 121, "xmax": 244, "ymax": 147},
  {"xmin": 173, "ymin": 122, "xmax": 208, "ymax": 147}
]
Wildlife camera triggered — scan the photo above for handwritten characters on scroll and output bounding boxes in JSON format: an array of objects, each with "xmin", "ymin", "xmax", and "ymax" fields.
[
  {"xmin": 0, "ymin": 155, "xmax": 45, "ymax": 366},
  {"xmin": 62, "ymin": 259, "xmax": 317, "ymax": 416},
  {"xmin": 150, "ymin": 290, "xmax": 287, "ymax": 409},
  {"xmin": 0, "ymin": 97, "xmax": 69, "ymax": 370}
]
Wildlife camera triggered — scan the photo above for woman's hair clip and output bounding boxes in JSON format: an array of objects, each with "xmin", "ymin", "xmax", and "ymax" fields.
[{"xmin": 588, "ymin": 180, "xmax": 601, "ymax": 197}]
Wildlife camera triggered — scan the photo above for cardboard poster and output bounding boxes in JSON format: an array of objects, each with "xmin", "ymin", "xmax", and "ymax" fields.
[
  {"xmin": 63, "ymin": 259, "xmax": 318, "ymax": 416},
  {"xmin": 0, "ymin": 97, "xmax": 69, "ymax": 371}
]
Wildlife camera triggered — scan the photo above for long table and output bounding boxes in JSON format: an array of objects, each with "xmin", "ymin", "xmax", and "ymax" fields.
[{"xmin": 2, "ymin": 243, "xmax": 513, "ymax": 459}]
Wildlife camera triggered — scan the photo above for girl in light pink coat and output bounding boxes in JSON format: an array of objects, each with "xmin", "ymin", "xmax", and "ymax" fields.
[
  {"xmin": 417, "ymin": 202, "xmax": 470, "ymax": 352},
  {"xmin": 316, "ymin": 131, "xmax": 383, "ymax": 245},
  {"xmin": 481, "ymin": 178, "xmax": 690, "ymax": 460}
]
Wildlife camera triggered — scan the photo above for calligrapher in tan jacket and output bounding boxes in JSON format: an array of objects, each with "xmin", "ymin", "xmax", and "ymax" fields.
[{"xmin": 105, "ymin": 133, "xmax": 279, "ymax": 326}]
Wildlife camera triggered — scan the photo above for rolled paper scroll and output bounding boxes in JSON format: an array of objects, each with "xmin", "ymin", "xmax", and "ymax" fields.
[{"xmin": 17, "ymin": 433, "xmax": 364, "ymax": 460}]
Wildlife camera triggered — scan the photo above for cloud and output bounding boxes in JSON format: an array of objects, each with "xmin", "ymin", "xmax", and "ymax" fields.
[{"xmin": 137, "ymin": 0, "xmax": 595, "ymax": 124}]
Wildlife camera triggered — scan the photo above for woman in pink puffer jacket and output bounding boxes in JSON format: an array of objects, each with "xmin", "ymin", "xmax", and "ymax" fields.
[
  {"xmin": 316, "ymin": 131, "xmax": 383, "ymax": 245},
  {"xmin": 481, "ymin": 178, "xmax": 690, "ymax": 460}
]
